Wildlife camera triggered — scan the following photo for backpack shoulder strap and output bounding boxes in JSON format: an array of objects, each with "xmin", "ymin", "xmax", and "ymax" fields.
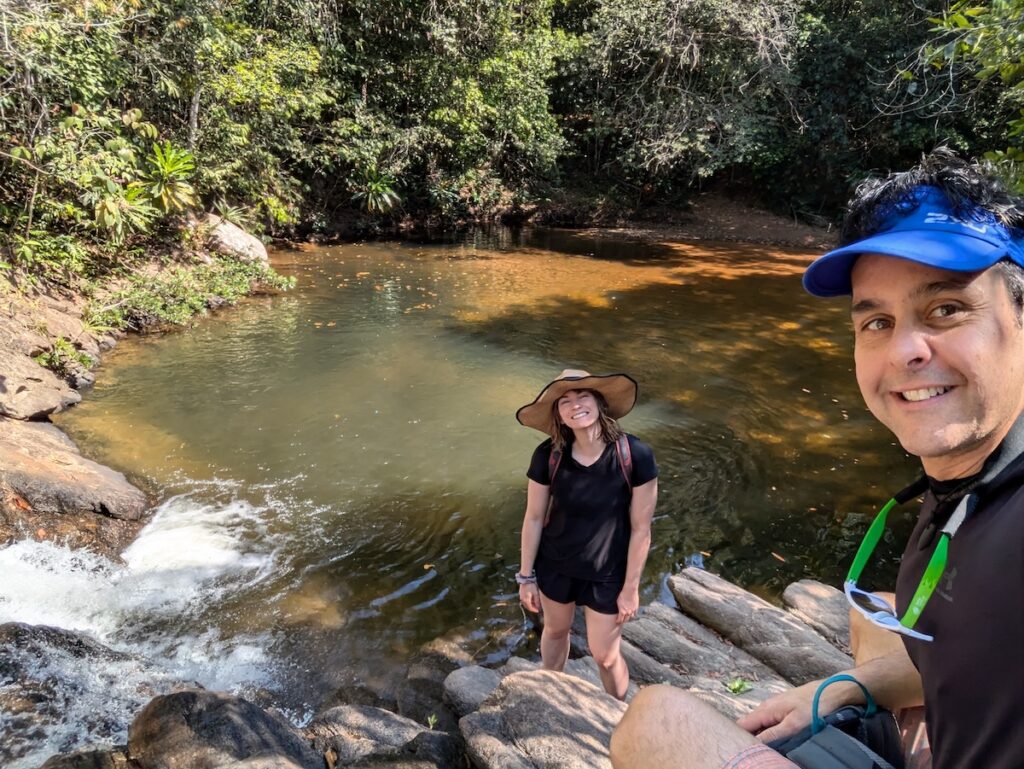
[
  {"xmin": 548, "ymin": 445, "xmax": 563, "ymax": 485},
  {"xmin": 615, "ymin": 434, "xmax": 633, "ymax": 491}
]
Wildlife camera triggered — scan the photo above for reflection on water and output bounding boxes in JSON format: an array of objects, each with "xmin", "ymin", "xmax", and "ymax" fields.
[{"xmin": 30, "ymin": 227, "xmax": 920, "ymax": 734}]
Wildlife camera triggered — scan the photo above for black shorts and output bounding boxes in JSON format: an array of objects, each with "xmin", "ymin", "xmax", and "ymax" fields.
[{"xmin": 535, "ymin": 567, "xmax": 623, "ymax": 615}]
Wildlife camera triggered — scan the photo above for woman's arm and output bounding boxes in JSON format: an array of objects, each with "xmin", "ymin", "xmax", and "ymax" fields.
[
  {"xmin": 519, "ymin": 479, "xmax": 550, "ymax": 612},
  {"xmin": 617, "ymin": 478, "xmax": 658, "ymax": 623}
]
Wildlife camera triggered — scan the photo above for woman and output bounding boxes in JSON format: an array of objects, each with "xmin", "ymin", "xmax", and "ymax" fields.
[{"xmin": 515, "ymin": 368, "xmax": 658, "ymax": 700}]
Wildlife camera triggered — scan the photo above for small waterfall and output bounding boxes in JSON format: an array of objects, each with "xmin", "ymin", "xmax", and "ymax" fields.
[{"xmin": 0, "ymin": 491, "xmax": 282, "ymax": 768}]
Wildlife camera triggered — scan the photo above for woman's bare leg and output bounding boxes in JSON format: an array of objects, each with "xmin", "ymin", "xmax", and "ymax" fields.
[
  {"xmin": 585, "ymin": 607, "xmax": 629, "ymax": 699},
  {"xmin": 538, "ymin": 590, "xmax": 575, "ymax": 672}
]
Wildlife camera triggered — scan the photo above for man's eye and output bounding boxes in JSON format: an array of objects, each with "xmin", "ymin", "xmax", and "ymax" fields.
[
  {"xmin": 862, "ymin": 318, "xmax": 890, "ymax": 332},
  {"xmin": 930, "ymin": 303, "xmax": 961, "ymax": 319}
]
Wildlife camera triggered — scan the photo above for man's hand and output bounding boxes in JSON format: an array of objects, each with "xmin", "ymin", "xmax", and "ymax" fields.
[
  {"xmin": 616, "ymin": 585, "xmax": 639, "ymax": 624},
  {"xmin": 736, "ymin": 681, "xmax": 819, "ymax": 743},
  {"xmin": 519, "ymin": 582, "xmax": 541, "ymax": 613}
]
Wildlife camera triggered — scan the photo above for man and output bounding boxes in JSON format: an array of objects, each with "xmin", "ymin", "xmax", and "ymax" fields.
[{"xmin": 610, "ymin": 149, "xmax": 1024, "ymax": 769}]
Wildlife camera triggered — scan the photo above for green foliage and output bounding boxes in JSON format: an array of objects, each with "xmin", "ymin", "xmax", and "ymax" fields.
[
  {"xmin": 137, "ymin": 142, "xmax": 198, "ymax": 213},
  {"xmin": 927, "ymin": 0, "xmax": 1024, "ymax": 190},
  {"xmin": 725, "ymin": 677, "xmax": 754, "ymax": 695},
  {"xmin": 34, "ymin": 338, "xmax": 94, "ymax": 378},
  {"xmin": 351, "ymin": 167, "xmax": 401, "ymax": 214},
  {"xmin": 87, "ymin": 257, "xmax": 295, "ymax": 331}
]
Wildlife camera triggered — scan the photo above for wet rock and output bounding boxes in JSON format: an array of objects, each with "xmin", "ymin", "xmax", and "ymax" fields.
[
  {"xmin": 668, "ymin": 568, "xmax": 852, "ymax": 684},
  {"xmin": 782, "ymin": 579, "xmax": 851, "ymax": 653},
  {"xmin": 0, "ymin": 623, "xmax": 181, "ymax": 769},
  {"xmin": 204, "ymin": 215, "xmax": 269, "ymax": 266},
  {"xmin": 128, "ymin": 689, "xmax": 320, "ymax": 769},
  {"xmin": 0, "ymin": 349, "xmax": 80, "ymax": 419},
  {"xmin": 39, "ymin": 746, "xmax": 130, "ymax": 769},
  {"xmin": 460, "ymin": 670, "xmax": 625, "ymax": 769},
  {"xmin": 0, "ymin": 417, "xmax": 147, "ymax": 519},
  {"xmin": 306, "ymin": 705, "xmax": 461, "ymax": 768}
]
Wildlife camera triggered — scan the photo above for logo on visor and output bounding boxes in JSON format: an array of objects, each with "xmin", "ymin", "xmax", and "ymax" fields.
[{"xmin": 923, "ymin": 211, "xmax": 990, "ymax": 235}]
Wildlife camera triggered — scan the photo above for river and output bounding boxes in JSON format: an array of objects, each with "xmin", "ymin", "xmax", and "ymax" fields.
[{"xmin": 0, "ymin": 227, "xmax": 921, "ymax": 765}]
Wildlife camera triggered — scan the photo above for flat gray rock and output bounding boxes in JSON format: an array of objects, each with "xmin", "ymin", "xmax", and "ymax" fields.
[
  {"xmin": 0, "ymin": 348, "xmax": 80, "ymax": 419},
  {"xmin": 668, "ymin": 568, "xmax": 852, "ymax": 684},
  {"xmin": 460, "ymin": 670, "xmax": 625, "ymax": 769},
  {"xmin": 443, "ymin": 666, "xmax": 502, "ymax": 717},
  {"xmin": 782, "ymin": 579, "xmax": 851, "ymax": 653},
  {"xmin": 306, "ymin": 705, "xmax": 461, "ymax": 768}
]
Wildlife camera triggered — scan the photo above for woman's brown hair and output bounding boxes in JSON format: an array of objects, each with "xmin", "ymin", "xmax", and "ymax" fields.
[{"xmin": 549, "ymin": 389, "xmax": 623, "ymax": 452}]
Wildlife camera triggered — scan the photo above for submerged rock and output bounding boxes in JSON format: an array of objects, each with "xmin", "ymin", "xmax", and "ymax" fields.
[{"xmin": 127, "ymin": 689, "xmax": 320, "ymax": 769}]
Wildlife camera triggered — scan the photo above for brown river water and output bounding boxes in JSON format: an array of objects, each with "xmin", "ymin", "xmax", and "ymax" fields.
[{"xmin": 20, "ymin": 227, "xmax": 921, "ymax": 729}]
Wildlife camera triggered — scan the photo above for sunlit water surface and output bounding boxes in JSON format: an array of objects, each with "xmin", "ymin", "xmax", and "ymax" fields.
[{"xmin": 2, "ymin": 228, "xmax": 922, "ymax": 765}]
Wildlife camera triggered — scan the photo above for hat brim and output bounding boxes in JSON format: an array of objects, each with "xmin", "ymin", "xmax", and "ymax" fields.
[
  {"xmin": 516, "ymin": 373, "xmax": 638, "ymax": 433},
  {"xmin": 804, "ymin": 229, "xmax": 1010, "ymax": 297}
]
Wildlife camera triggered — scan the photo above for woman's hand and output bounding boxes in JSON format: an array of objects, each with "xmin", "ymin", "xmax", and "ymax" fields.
[
  {"xmin": 519, "ymin": 582, "xmax": 541, "ymax": 613},
  {"xmin": 616, "ymin": 585, "xmax": 640, "ymax": 624}
]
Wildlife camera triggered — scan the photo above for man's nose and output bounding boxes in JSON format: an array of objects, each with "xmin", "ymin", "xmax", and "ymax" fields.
[{"xmin": 889, "ymin": 323, "xmax": 933, "ymax": 369}]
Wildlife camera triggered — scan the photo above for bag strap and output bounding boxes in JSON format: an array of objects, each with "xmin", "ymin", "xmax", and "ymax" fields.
[
  {"xmin": 811, "ymin": 675, "xmax": 878, "ymax": 734},
  {"xmin": 615, "ymin": 434, "xmax": 633, "ymax": 491},
  {"xmin": 548, "ymin": 447, "xmax": 563, "ymax": 484}
]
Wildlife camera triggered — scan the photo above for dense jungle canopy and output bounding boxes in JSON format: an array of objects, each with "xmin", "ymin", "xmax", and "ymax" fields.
[{"xmin": 1, "ymin": 0, "xmax": 1023, "ymax": 284}]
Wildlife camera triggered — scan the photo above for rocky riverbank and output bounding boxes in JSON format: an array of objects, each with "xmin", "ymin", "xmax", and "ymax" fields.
[
  {"xmin": 0, "ymin": 215, "xmax": 278, "ymax": 560},
  {"xmin": 11, "ymin": 568, "xmax": 855, "ymax": 769}
]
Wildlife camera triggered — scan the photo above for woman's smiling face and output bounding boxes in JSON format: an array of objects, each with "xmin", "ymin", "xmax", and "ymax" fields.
[{"xmin": 557, "ymin": 389, "xmax": 600, "ymax": 431}]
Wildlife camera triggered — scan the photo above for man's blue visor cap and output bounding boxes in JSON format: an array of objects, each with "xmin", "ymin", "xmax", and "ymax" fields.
[{"xmin": 803, "ymin": 185, "xmax": 1024, "ymax": 297}]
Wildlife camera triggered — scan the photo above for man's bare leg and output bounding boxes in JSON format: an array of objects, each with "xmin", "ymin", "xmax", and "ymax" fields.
[{"xmin": 610, "ymin": 686, "xmax": 766, "ymax": 769}]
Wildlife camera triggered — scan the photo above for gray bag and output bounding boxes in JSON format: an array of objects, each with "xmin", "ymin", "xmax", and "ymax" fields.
[{"xmin": 786, "ymin": 675, "xmax": 899, "ymax": 769}]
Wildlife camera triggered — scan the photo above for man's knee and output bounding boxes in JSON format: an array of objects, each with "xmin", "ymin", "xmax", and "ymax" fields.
[{"xmin": 611, "ymin": 686, "xmax": 704, "ymax": 767}]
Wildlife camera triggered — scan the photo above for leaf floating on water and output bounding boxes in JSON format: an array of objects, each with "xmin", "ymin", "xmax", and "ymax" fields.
[
  {"xmin": 356, "ymin": 271, "xmax": 370, "ymax": 277},
  {"xmin": 423, "ymin": 563, "xmax": 433, "ymax": 569},
  {"xmin": 771, "ymin": 552, "xmax": 786, "ymax": 562},
  {"xmin": 326, "ymin": 322, "xmax": 336, "ymax": 327}
]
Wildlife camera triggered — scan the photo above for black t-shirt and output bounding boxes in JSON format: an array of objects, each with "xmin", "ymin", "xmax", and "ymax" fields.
[
  {"xmin": 527, "ymin": 434, "xmax": 657, "ymax": 581},
  {"xmin": 895, "ymin": 432, "xmax": 1024, "ymax": 769}
]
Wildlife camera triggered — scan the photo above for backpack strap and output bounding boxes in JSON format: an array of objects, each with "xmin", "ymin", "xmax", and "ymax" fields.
[
  {"xmin": 548, "ymin": 446, "xmax": 563, "ymax": 485},
  {"xmin": 615, "ymin": 434, "xmax": 633, "ymax": 492}
]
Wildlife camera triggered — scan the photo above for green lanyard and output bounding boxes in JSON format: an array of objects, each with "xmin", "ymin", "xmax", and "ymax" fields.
[{"xmin": 845, "ymin": 479, "xmax": 974, "ymax": 631}]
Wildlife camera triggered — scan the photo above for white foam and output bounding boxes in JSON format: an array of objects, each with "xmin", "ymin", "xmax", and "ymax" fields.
[{"xmin": 0, "ymin": 492, "xmax": 284, "ymax": 768}]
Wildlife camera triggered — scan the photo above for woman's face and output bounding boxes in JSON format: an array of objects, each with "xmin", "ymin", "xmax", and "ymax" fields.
[{"xmin": 556, "ymin": 389, "xmax": 600, "ymax": 431}]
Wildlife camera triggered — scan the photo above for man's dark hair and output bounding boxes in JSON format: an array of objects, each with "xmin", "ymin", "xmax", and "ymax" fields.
[{"xmin": 841, "ymin": 147, "xmax": 1024, "ymax": 314}]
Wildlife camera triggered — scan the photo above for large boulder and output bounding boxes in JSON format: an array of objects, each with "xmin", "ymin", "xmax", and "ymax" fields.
[
  {"xmin": 204, "ymin": 215, "xmax": 268, "ymax": 266},
  {"xmin": 460, "ymin": 670, "xmax": 625, "ymax": 769},
  {"xmin": 127, "ymin": 690, "xmax": 321, "ymax": 769},
  {"xmin": 0, "ymin": 418, "xmax": 147, "ymax": 556},
  {"xmin": 0, "ymin": 348, "xmax": 80, "ymax": 419},
  {"xmin": 306, "ymin": 705, "xmax": 461, "ymax": 768},
  {"xmin": 668, "ymin": 568, "xmax": 852, "ymax": 684}
]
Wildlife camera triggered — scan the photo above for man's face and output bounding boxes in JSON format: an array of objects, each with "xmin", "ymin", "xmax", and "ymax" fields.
[{"xmin": 850, "ymin": 254, "xmax": 1024, "ymax": 479}]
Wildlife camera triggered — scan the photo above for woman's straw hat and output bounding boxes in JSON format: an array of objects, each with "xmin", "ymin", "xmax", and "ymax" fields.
[{"xmin": 516, "ymin": 369, "xmax": 638, "ymax": 433}]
